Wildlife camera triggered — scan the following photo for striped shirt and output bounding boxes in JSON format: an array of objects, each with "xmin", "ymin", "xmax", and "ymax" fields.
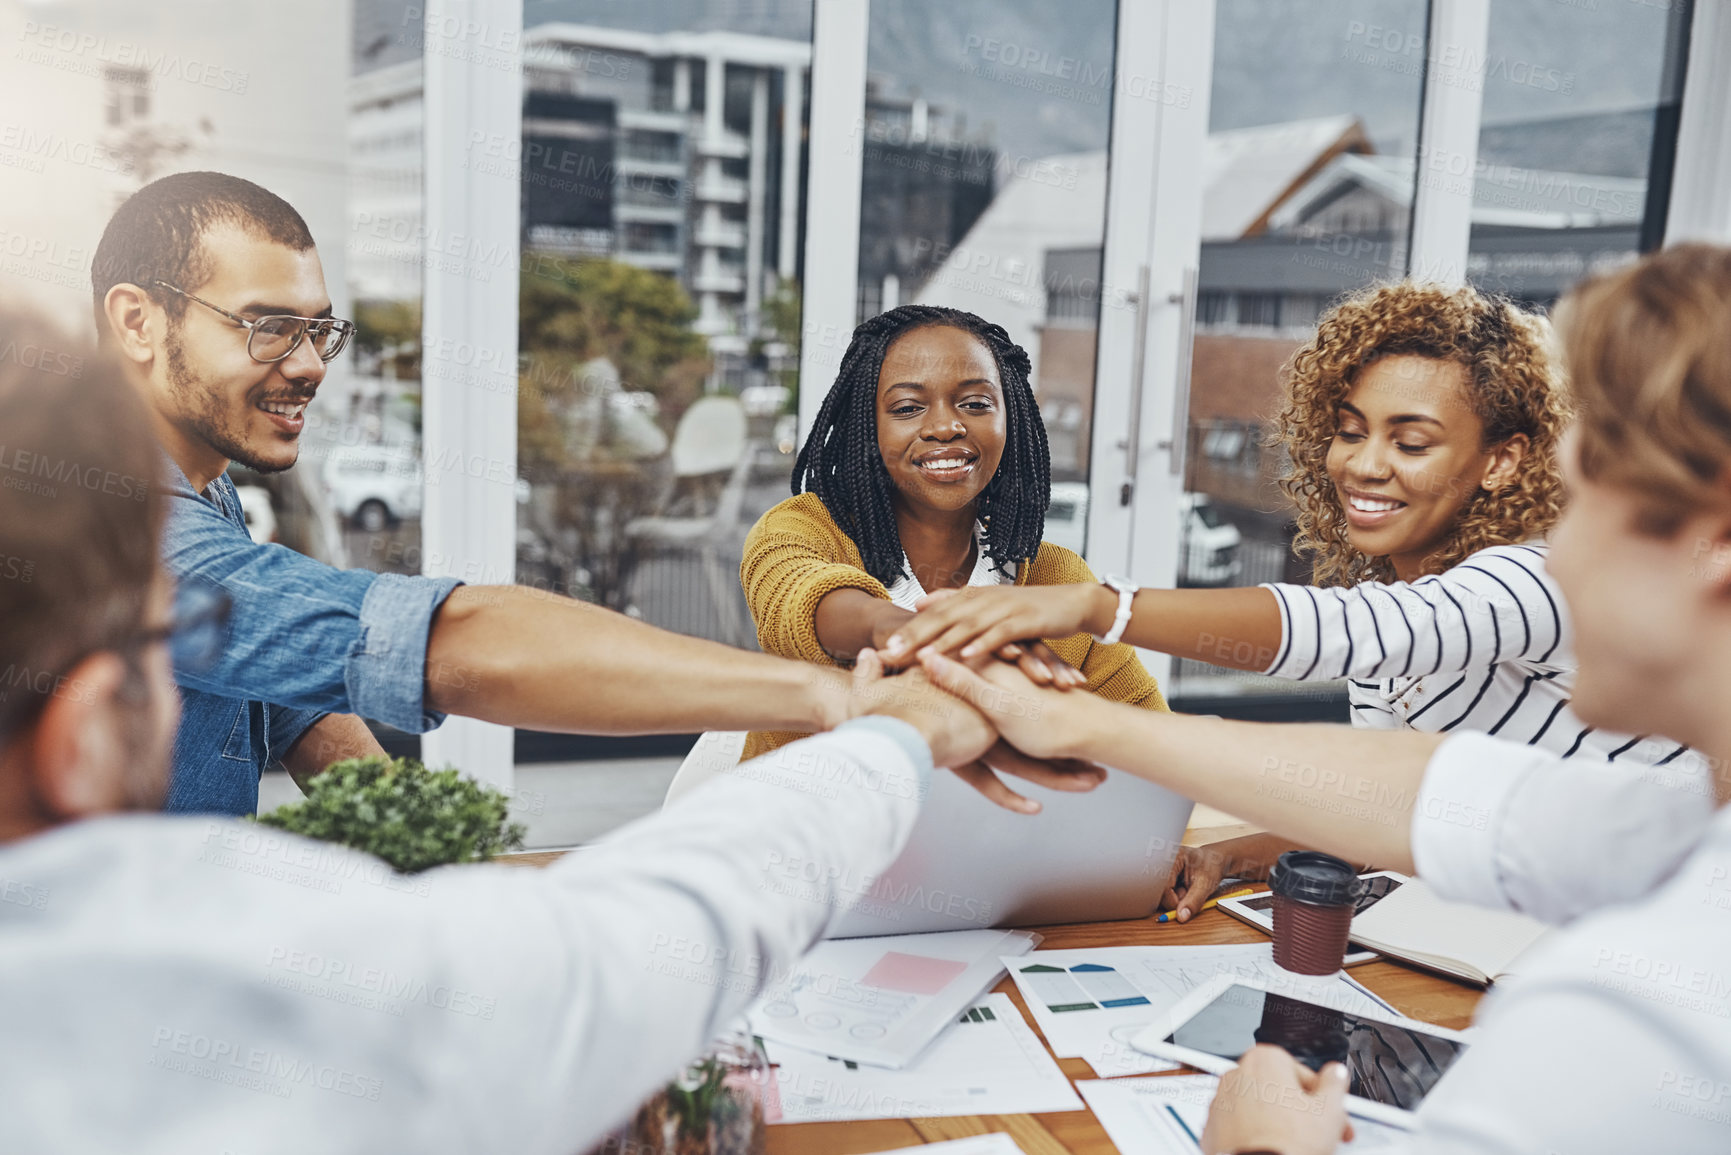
[{"xmin": 1261, "ymin": 543, "xmax": 1700, "ymax": 772}]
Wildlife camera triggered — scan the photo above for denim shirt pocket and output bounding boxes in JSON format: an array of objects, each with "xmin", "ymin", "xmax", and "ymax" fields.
[{"xmin": 221, "ymin": 701, "xmax": 255, "ymax": 763}]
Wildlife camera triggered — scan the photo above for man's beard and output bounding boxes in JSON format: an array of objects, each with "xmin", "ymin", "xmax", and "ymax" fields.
[{"xmin": 165, "ymin": 331, "xmax": 296, "ymax": 475}]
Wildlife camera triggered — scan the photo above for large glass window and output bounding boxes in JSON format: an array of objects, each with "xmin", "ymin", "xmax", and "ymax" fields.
[
  {"xmin": 857, "ymin": 0, "xmax": 1118, "ymax": 544},
  {"xmin": 510, "ymin": 6, "xmax": 810, "ymax": 644},
  {"xmin": 1466, "ymin": 1, "xmax": 1688, "ymax": 307},
  {"xmin": 0, "ymin": 0, "xmax": 426, "ymax": 804},
  {"xmin": 1164, "ymin": 0, "xmax": 1429, "ymax": 706}
]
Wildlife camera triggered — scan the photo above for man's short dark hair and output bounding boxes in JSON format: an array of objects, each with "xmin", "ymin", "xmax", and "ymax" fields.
[
  {"xmin": 90, "ymin": 171, "xmax": 315, "ymax": 336},
  {"xmin": 0, "ymin": 311, "xmax": 163, "ymax": 745}
]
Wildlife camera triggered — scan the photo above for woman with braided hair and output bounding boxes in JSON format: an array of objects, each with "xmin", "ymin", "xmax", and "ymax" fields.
[
  {"xmin": 886, "ymin": 281, "xmax": 1707, "ymax": 901},
  {"xmin": 733, "ymin": 305, "xmax": 1168, "ymax": 812}
]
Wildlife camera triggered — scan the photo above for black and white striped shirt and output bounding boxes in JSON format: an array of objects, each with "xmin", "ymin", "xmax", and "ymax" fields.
[{"xmin": 1261, "ymin": 543, "xmax": 1700, "ymax": 772}]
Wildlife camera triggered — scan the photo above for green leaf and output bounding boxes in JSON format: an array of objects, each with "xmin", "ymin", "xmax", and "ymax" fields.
[{"xmin": 255, "ymin": 756, "xmax": 525, "ymax": 873}]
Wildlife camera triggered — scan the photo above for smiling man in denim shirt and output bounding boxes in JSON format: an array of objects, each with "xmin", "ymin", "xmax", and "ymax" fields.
[{"xmin": 92, "ymin": 171, "xmax": 1094, "ymax": 817}]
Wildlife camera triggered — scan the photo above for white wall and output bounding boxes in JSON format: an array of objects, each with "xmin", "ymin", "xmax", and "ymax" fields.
[{"xmin": 0, "ymin": 0, "xmax": 353, "ymax": 337}]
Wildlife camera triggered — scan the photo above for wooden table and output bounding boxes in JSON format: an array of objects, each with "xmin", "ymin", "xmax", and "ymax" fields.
[
  {"xmin": 759, "ymin": 898, "xmax": 1483, "ymax": 1155},
  {"xmin": 502, "ymin": 847, "xmax": 1483, "ymax": 1155}
]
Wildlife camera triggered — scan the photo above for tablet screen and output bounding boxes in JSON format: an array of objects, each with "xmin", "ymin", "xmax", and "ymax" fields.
[
  {"xmin": 1164, "ymin": 982, "xmax": 1467, "ymax": 1111},
  {"xmin": 1235, "ymin": 872, "xmax": 1406, "ymax": 918}
]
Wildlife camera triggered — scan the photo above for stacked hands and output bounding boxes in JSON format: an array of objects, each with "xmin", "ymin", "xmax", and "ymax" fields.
[
  {"xmin": 843, "ymin": 584, "xmax": 1223, "ymax": 914},
  {"xmin": 842, "ymin": 585, "xmax": 1343, "ymax": 1155}
]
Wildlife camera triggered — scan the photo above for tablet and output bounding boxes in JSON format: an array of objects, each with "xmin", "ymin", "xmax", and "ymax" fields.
[
  {"xmin": 1217, "ymin": 871, "xmax": 1409, "ymax": 966},
  {"xmin": 1128, "ymin": 974, "xmax": 1472, "ymax": 1128}
]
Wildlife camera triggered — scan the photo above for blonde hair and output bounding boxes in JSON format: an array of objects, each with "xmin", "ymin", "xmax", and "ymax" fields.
[
  {"xmin": 1274, "ymin": 281, "xmax": 1573, "ymax": 586},
  {"xmin": 1557, "ymin": 244, "xmax": 1731, "ymax": 533}
]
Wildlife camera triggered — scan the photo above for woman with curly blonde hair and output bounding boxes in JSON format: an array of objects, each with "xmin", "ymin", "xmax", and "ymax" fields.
[{"xmin": 885, "ymin": 279, "xmax": 1705, "ymax": 912}]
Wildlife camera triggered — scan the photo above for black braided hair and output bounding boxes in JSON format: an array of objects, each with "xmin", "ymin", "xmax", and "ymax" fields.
[{"xmin": 793, "ymin": 305, "xmax": 1051, "ymax": 586}]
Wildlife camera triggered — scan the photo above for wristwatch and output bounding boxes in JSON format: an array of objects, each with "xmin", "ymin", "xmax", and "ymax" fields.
[{"xmin": 1094, "ymin": 573, "xmax": 1141, "ymax": 646}]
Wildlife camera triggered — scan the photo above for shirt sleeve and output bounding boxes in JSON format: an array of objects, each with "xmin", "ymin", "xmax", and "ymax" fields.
[
  {"xmin": 1261, "ymin": 545, "xmax": 1565, "ymax": 681},
  {"xmin": 739, "ymin": 501, "xmax": 889, "ymax": 665},
  {"xmin": 414, "ymin": 724, "xmax": 931, "ymax": 1149},
  {"xmin": 263, "ymin": 704, "xmax": 325, "ymax": 768},
  {"xmin": 1412, "ymin": 731, "xmax": 1713, "ymax": 923},
  {"xmin": 160, "ymin": 487, "xmax": 461, "ymax": 733},
  {"xmin": 1404, "ymin": 985, "xmax": 1718, "ymax": 1155}
]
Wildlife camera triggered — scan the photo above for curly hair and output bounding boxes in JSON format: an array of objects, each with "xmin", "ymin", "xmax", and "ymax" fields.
[
  {"xmin": 1273, "ymin": 281, "xmax": 1572, "ymax": 586},
  {"xmin": 793, "ymin": 305, "xmax": 1051, "ymax": 586}
]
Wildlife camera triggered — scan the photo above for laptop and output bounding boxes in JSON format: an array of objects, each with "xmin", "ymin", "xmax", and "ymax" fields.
[{"xmin": 826, "ymin": 760, "xmax": 1194, "ymax": 938}]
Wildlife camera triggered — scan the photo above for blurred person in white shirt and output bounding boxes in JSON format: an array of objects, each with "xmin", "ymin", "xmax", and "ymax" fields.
[
  {"xmin": 919, "ymin": 244, "xmax": 1731, "ymax": 1154},
  {"xmin": 0, "ymin": 309, "xmax": 1002, "ymax": 1154}
]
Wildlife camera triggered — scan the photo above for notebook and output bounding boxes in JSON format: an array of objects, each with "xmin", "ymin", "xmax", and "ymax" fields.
[{"xmin": 1347, "ymin": 877, "xmax": 1549, "ymax": 986}]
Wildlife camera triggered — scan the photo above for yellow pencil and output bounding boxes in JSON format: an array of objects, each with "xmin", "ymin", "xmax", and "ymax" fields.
[{"xmin": 1156, "ymin": 887, "xmax": 1258, "ymax": 923}]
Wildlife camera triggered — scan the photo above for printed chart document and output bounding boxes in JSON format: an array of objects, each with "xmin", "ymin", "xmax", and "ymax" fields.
[
  {"xmin": 1347, "ymin": 878, "xmax": 1549, "ymax": 986},
  {"xmin": 1007, "ymin": 943, "xmax": 1399, "ymax": 1077},
  {"xmin": 1078, "ymin": 1074, "xmax": 1404, "ymax": 1153},
  {"xmin": 749, "ymin": 929, "xmax": 1038, "ymax": 1068},
  {"xmin": 767, "ymin": 993, "xmax": 1083, "ymax": 1122}
]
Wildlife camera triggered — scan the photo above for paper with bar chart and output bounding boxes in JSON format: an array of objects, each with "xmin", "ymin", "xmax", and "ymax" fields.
[{"xmin": 1007, "ymin": 943, "xmax": 1398, "ymax": 1077}]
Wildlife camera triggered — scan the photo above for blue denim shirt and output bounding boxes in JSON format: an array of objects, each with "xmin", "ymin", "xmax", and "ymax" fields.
[{"xmin": 160, "ymin": 457, "xmax": 461, "ymax": 815}]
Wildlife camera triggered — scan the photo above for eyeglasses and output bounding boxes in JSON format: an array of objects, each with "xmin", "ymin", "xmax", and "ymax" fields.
[
  {"xmin": 0, "ymin": 580, "xmax": 232, "ymax": 746},
  {"xmin": 152, "ymin": 280, "xmax": 355, "ymax": 365}
]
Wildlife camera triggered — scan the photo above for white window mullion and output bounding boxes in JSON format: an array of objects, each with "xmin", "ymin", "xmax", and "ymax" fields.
[
  {"xmin": 418, "ymin": 0, "xmax": 521, "ymax": 790},
  {"xmin": 1406, "ymin": 0, "xmax": 1489, "ymax": 286},
  {"xmin": 1667, "ymin": 1, "xmax": 1731, "ymax": 245},
  {"xmin": 796, "ymin": 0, "xmax": 869, "ymax": 447}
]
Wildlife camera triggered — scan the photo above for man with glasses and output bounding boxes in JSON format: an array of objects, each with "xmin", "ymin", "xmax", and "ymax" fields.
[
  {"xmin": 0, "ymin": 308, "xmax": 1001, "ymax": 1151},
  {"xmin": 94, "ymin": 171, "xmax": 1087, "ymax": 815}
]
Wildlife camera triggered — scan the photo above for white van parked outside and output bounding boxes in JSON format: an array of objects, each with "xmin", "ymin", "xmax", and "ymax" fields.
[{"xmin": 1042, "ymin": 484, "xmax": 1242, "ymax": 586}]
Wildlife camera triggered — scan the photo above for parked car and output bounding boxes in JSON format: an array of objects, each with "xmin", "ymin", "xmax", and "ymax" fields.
[
  {"xmin": 1042, "ymin": 484, "xmax": 1242, "ymax": 586},
  {"xmin": 322, "ymin": 444, "xmax": 422, "ymax": 532},
  {"xmin": 232, "ymin": 484, "xmax": 278, "ymax": 545},
  {"xmin": 1177, "ymin": 492, "xmax": 1243, "ymax": 586}
]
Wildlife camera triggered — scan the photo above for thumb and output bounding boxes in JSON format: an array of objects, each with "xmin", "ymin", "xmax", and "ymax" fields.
[
  {"xmin": 853, "ymin": 647, "xmax": 884, "ymax": 696},
  {"xmin": 914, "ymin": 588, "xmax": 960, "ymax": 610},
  {"xmin": 1318, "ymin": 1061, "xmax": 1350, "ymax": 1106}
]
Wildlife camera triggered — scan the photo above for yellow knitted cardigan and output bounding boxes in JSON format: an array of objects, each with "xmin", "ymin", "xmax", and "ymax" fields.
[{"xmin": 739, "ymin": 492, "xmax": 1169, "ymax": 760}]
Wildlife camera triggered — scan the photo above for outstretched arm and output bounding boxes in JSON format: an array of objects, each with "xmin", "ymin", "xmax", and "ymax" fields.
[
  {"xmin": 425, "ymin": 585, "xmax": 859, "ymax": 737},
  {"xmin": 886, "ymin": 583, "xmax": 1285, "ymax": 673},
  {"xmin": 919, "ymin": 651, "xmax": 1715, "ymax": 923}
]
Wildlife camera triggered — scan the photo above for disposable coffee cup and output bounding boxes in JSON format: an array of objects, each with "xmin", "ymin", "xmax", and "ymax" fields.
[{"xmin": 1268, "ymin": 850, "xmax": 1364, "ymax": 975}]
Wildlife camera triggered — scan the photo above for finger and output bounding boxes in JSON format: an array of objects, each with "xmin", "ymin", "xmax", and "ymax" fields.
[
  {"xmin": 853, "ymin": 646, "xmax": 884, "ymax": 689},
  {"xmin": 1010, "ymin": 648, "xmax": 1054, "ymax": 685},
  {"xmin": 1159, "ymin": 886, "xmax": 1180, "ymax": 912},
  {"xmin": 1027, "ymin": 642, "xmax": 1085, "ymax": 689},
  {"xmin": 921, "ymin": 620, "xmax": 996, "ymax": 659},
  {"xmin": 951, "ymin": 759, "xmax": 1040, "ymax": 814},
  {"xmin": 913, "ymin": 588, "xmax": 961, "ymax": 609},
  {"xmin": 919, "ymin": 648, "xmax": 997, "ymax": 703},
  {"xmin": 959, "ymin": 619, "xmax": 1035, "ymax": 660},
  {"xmin": 998, "ymin": 642, "xmax": 1024, "ymax": 658},
  {"xmin": 983, "ymin": 742, "xmax": 1105, "ymax": 792},
  {"xmin": 883, "ymin": 607, "xmax": 960, "ymax": 658}
]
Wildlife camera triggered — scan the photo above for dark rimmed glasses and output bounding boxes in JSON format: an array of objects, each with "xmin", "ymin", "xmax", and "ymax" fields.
[
  {"xmin": 0, "ymin": 580, "xmax": 232, "ymax": 745},
  {"xmin": 153, "ymin": 279, "xmax": 355, "ymax": 365}
]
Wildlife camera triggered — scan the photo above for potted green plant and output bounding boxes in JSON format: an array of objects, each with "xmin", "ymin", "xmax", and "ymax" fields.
[
  {"xmin": 627, "ymin": 1032, "xmax": 768, "ymax": 1155},
  {"xmin": 256, "ymin": 755, "xmax": 526, "ymax": 872}
]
